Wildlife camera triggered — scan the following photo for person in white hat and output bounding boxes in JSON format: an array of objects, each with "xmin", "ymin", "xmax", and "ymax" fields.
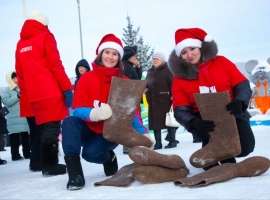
[
  {"xmin": 15, "ymin": 10, "xmax": 73, "ymax": 176},
  {"xmin": 146, "ymin": 52, "xmax": 179, "ymax": 150},
  {"xmin": 61, "ymin": 34, "xmax": 153, "ymax": 190},
  {"xmin": 168, "ymin": 28, "xmax": 255, "ymax": 170}
]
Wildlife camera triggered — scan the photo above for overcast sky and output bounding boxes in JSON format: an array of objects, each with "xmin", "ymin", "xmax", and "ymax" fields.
[{"xmin": 0, "ymin": 0, "xmax": 269, "ymax": 87}]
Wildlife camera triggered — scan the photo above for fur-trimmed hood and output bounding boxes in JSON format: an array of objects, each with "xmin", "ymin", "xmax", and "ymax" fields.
[
  {"xmin": 6, "ymin": 70, "xmax": 17, "ymax": 90},
  {"xmin": 168, "ymin": 40, "xmax": 218, "ymax": 79}
]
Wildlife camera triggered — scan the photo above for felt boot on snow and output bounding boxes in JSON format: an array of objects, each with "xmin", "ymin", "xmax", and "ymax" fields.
[
  {"xmin": 103, "ymin": 77, "xmax": 152, "ymax": 149},
  {"xmin": 65, "ymin": 154, "xmax": 85, "ymax": 190},
  {"xmin": 129, "ymin": 146, "xmax": 189, "ymax": 171},
  {"xmin": 174, "ymin": 156, "xmax": 270, "ymax": 188},
  {"xmin": 103, "ymin": 150, "xmax": 118, "ymax": 176},
  {"xmin": 165, "ymin": 127, "xmax": 177, "ymax": 149},
  {"xmin": 94, "ymin": 163, "xmax": 140, "ymax": 187},
  {"xmin": 153, "ymin": 130, "xmax": 162, "ymax": 150},
  {"xmin": 190, "ymin": 91, "xmax": 241, "ymax": 168},
  {"xmin": 133, "ymin": 165, "xmax": 187, "ymax": 184},
  {"xmin": 41, "ymin": 142, "xmax": 66, "ymax": 177}
]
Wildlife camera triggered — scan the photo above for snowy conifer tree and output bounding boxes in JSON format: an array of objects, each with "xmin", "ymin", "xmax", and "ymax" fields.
[{"xmin": 122, "ymin": 15, "xmax": 154, "ymax": 71}]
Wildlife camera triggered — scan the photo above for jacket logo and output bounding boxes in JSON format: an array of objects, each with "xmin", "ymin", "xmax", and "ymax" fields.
[
  {"xmin": 20, "ymin": 46, "xmax": 32, "ymax": 53},
  {"xmin": 199, "ymin": 86, "xmax": 217, "ymax": 93}
]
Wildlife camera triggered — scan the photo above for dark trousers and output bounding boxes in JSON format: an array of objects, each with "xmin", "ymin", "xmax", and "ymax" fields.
[
  {"xmin": 0, "ymin": 134, "xmax": 5, "ymax": 150},
  {"xmin": 10, "ymin": 132, "xmax": 30, "ymax": 159},
  {"xmin": 61, "ymin": 116, "xmax": 117, "ymax": 164},
  {"xmin": 195, "ymin": 118, "xmax": 255, "ymax": 158},
  {"xmin": 38, "ymin": 121, "xmax": 61, "ymax": 144},
  {"xmin": 26, "ymin": 117, "xmax": 41, "ymax": 161}
]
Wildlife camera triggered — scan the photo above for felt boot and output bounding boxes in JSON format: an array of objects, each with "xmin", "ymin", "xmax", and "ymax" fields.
[
  {"xmin": 165, "ymin": 127, "xmax": 177, "ymax": 149},
  {"xmin": 65, "ymin": 154, "xmax": 85, "ymax": 190},
  {"xmin": 133, "ymin": 165, "xmax": 187, "ymax": 184},
  {"xmin": 153, "ymin": 130, "xmax": 162, "ymax": 150},
  {"xmin": 129, "ymin": 146, "xmax": 189, "ymax": 171},
  {"xmin": 94, "ymin": 163, "xmax": 140, "ymax": 187},
  {"xmin": 103, "ymin": 77, "xmax": 152, "ymax": 148},
  {"xmin": 103, "ymin": 150, "xmax": 118, "ymax": 176},
  {"xmin": 174, "ymin": 156, "xmax": 270, "ymax": 188},
  {"xmin": 41, "ymin": 142, "xmax": 66, "ymax": 177},
  {"xmin": 190, "ymin": 92, "xmax": 241, "ymax": 168}
]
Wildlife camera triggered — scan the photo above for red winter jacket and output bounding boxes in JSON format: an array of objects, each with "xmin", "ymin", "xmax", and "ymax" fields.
[
  {"xmin": 15, "ymin": 20, "xmax": 72, "ymax": 117},
  {"xmin": 172, "ymin": 56, "xmax": 247, "ymax": 113}
]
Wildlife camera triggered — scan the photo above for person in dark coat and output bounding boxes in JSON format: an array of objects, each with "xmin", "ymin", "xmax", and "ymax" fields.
[
  {"xmin": 0, "ymin": 95, "xmax": 8, "ymax": 164},
  {"xmin": 168, "ymin": 27, "xmax": 255, "ymax": 170},
  {"xmin": 74, "ymin": 59, "xmax": 91, "ymax": 90},
  {"xmin": 122, "ymin": 46, "xmax": 142, "ymax": 80},
  {"xmin": 146, "ymin": 52, "xmax": 178, "ymax": 149},
  {"xmin": 121, "ymin": 45, "xmax": 143, "ymax": 154}
]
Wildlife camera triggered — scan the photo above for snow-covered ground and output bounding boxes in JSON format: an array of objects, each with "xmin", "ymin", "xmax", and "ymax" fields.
[{"xmin": 0, "ymin": 125, "xmax": 269, "ymax": 199}]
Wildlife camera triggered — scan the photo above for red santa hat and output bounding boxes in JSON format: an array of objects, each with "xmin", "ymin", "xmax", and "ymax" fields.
[
  {"xmin": 27, "ymin": 10, "xmax": 49, "ymax": 26},
  {"xmin": 96, "ymin": 34, "xmax": 124, "ymax": 58},
  {"xmin": 174, "ymin": 28, "xmax": 212, "ymax": 57}
]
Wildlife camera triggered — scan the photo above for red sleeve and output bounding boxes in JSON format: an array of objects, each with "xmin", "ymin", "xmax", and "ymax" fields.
[
  {"xmin": 72, "ymin": 73, "xmax": 91, "ymax": 108},
  {"xmin": 15, "ymin": 47, "xmax": 26, "ymax": 94},
  {"xmin": 44, "ymin": 33, "xmax": 72, "ymax": 92},
  {"xmin": 220, "ymin": 56, "xmax": 247, "ymax": 87},
  {"xmin": 172, "ymin": 77, "xmax": 190, "ymax": 109}
]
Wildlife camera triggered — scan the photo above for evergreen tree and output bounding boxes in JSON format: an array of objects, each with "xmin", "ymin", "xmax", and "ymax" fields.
[{"xmin": 122, "ymin": 14, "xmax": 154, "ymax": 72}]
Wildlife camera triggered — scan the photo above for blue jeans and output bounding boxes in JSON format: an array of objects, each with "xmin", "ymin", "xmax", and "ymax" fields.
[{"xmin": 61, "ymin": 116, "xmax": 117, "ymax": 164}]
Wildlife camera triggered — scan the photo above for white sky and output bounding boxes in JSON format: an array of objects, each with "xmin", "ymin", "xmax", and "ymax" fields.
[
  {"xmin": 0, "ymin": 124, "xmax": 269, "ymax": 199},
  {"xmin": 0, "ymin": 0, "xmax": 270, "ymax": 87}
]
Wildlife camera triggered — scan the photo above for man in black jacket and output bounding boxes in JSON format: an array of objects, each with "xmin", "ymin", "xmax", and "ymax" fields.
[{"xmin": 122, "ymin": 46, "xmax": 142, "ymax": 80}]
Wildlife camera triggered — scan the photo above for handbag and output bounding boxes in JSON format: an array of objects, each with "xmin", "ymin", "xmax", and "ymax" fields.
[{"xmin": 165, "ymin": 106, "xmax": 180, "ymax": 127}]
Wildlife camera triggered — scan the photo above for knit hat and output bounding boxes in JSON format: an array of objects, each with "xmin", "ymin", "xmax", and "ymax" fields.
[
  {"xmin": 11, "ymin": 72, "xmax": 16, "ymax": 79},
  {"xmin": 174, "ymin": 28, "xmax": 212, "ymax": 57},
  {"xmin": 153, "ymin": 52, "xmax": 166, "ymax": 62},
  {"xmin": 28, "ymin": 10, "xmax": 49, "ymax": 26},
  {"xmin": 123, "ymin": 46, "xmax": 137, "ymax": 60},
  {"xmin": 96, "ymin": 34, "xmax": 124, "ymax": 58}
]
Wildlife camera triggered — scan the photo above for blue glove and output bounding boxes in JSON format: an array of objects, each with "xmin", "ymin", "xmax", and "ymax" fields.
[{"xmin": 64, "ymin": 90, "xmax": 73, "ymax": 108}]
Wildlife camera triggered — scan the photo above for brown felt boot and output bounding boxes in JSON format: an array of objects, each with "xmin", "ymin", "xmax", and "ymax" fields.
[
  {"xmin": 103, "ymin": 77, "xmax": 152, "ymax": 148},
  {"xmin": 133, "ymin": 165, "xmax": 187, "ymax": 184},
  {"xmin": 129, "ymin": 146, "xmax": 189, "ymax": 171},
  {"xmin": 174, "ymin": 156, "xmax": 270, "ymax": 188},
  {"xmin": 94, "ymin": 163, "xmax": 140, "ymax": 187},
  {"xmin": 190, "ymin": 91, "xmax": 241, "ymax": 168}
]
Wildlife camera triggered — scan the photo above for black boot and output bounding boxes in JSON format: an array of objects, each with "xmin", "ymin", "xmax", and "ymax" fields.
[
  {"xmin": 29, "ymin": 160, "xmax": 42, "ymax": 172},
  {"xmin": 41, "ymin": 142, "xmax": 66, "ymax": 177},
  {"xmin": 153, "ymin": 130, "xmax": 162, "ymax": 150},
  {"xmin": 165, "ymin": 130, "xmax": 179, "ymax": 144},
  {"xmin": 0, "ymin": 158, "xmax": 7, "ymax": 165},
  {"xmin": 103, "ymin": 150, "xmax": 118, "ymax": 176},
  {"xmin": 10, "ymin": 133, "xmax": 24, "ymax": 161},
  {"xmin": 65, "ymin": 154, "xmax": 85, "ymax": 190},
  {"xmin": 203, "ymin": 162, "xmax": 220, "ymax": 171},
  {"xmin": 165, "ymin": 127, "xmax": 177, "ymax": 149}
]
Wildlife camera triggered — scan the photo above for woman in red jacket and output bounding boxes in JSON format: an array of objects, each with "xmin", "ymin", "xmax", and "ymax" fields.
[
  {"xmin": 61, "ymin": 34, "xmax": 152, "ymax": 190},
  {"xmin": 15, "ymin": 10, "xmax": 73, "ymax": 177},
  {"xmin": 168, "ymin": 28, "xmax": 255, "ymax": 170}
]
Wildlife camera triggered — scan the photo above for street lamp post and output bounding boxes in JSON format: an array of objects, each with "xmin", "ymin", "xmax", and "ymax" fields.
[{"xmin": 76, "ymin": 0, "xmax": 84, "ymax": 59}]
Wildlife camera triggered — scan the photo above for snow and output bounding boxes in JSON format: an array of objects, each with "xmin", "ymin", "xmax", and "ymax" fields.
[{"xmin": 0, "ymin": 124, "xmax": 270, "ymax": 199}]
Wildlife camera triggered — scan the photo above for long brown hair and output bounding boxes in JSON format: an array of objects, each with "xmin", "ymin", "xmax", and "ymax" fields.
[{"xmin": 94, "ymin": 50, "xmax": 123, "ymax": 77}]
